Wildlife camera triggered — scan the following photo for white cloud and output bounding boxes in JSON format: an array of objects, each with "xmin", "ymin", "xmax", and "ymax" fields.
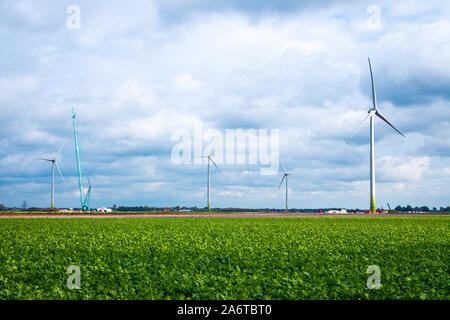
[
  {"xmin": 173, "ymin": 73, "xmax": 203, "ymax": 92},
  {"xmin": 378, "ymin": 156, "xmax": 430, "ymax": 182},
  {"xmin": 0, "ymin": 76, "xmax": 39, "ymax": 103},
  {"xmin": 12, "ymin": 0, "xmax": 43, "ymax": 26}
]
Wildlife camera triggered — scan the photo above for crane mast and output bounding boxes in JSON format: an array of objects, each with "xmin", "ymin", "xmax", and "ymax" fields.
[{"xmin": 72, "ymin": 108, "xmax": 91, "ymax": 211}]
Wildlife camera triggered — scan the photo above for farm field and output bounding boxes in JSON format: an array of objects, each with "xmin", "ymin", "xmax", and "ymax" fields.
[{"xmin": 0, "ymin": 217, "xmax": 448, "ymax": 300}]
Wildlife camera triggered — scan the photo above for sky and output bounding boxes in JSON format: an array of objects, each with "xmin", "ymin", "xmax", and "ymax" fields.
[{"xmin": 0, "ymin": 0, "xmax": 449, "ymax": 209}]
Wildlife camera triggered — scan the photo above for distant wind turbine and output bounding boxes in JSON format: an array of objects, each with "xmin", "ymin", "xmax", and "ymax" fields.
[
  {"xmin": 351, "ymin": 57, "xmax": 406, "ymax": 213},
  {"xmin": 278, "ymin": 166, "xmax": 292, "ymax": 213},
  {"xmin": 202, "ymin": 155, "xmax": 226, "ymax": 212},
  {"xmin": 38, "ymin": 143, "xmax": 66, "ymax": 208}
]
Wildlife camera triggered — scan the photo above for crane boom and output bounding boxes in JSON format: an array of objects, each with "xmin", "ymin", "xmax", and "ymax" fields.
[{"xmin": 72, "ymin": 108, "xmax": 90, "ymax": 211}]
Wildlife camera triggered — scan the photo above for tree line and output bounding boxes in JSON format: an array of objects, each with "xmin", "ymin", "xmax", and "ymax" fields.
[{"xmin": 394, "ymin": 205, "xmax": 450, "ymax": 212}]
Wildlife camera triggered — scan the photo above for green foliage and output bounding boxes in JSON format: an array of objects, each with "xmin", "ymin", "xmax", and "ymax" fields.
[{"xmin": 0, "ymin": 217, "xmax": 448, "ymax": 300}]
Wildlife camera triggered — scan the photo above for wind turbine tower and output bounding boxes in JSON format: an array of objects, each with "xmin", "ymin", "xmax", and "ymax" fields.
[
  {"xmin": 38, "ymin": 144, "xmax": 65, "ymax": 208},
  {"xmin": 278, "ymin": 167, "xmax": 292, "ymax": 213},
  {"xmin": 202, "ymin": 155, "xmax": 225, "ymax": 212}
]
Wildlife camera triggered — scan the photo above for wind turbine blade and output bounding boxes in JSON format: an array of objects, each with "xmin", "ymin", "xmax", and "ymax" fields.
[
  {"xmin": 278, "ymin": 174, "xmax": 286, "ymax": 190},
  {"xmin": 54, "ymin": 161, "xmax": 65, "ymax": 183},
  {"xmin": 368, "ymin": 57, "xmax": 377, "ymax": 109},
  {"xmin": 55, "ymin": 142, "xmax": 66, "ymax": 158},
  {"xmin": 282, "ymin": 163, "xmax": 286, "ymax": 174},
  {"xmin": 375, "ymin": 110, "xmax": 406, "ymax": 138},
  {"xmin": 350, "ymin": 110, "xmax": 374, "ymax": 138},
  {"xmin": 37, "ymin": 158, "xmax": 53, "ymax": 162},
  {"xmin": 209, "ymin": 157, "xmax": 227, "ymax": 180}
]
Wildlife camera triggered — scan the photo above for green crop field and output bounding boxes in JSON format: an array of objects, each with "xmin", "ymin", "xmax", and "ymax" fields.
[{"xmin": 0, "ymin": 217, "xmax": 448, "ymax": 300}]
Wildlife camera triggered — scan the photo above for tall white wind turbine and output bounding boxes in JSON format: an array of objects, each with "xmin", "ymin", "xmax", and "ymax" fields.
[
  {"xmin": 278, "ymin": 166, "xmax": 292, "ymax": 213},
  {"xmin": 351, "ymin": 58, "xmax": 406, "ymax": 213},
  {"xmin": 38, "ymin": 143, "xmax": 66, "ymax": 208},
  {"xmin": 202, "ymin": 155, "xmax": 226, "ymax": 212}
]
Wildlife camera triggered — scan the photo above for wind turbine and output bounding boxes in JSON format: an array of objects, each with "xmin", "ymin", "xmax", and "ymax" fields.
[
  {"xmin": 278, "ymin": 166, "xmax": 292, "ymax": 213},
  {"xmin": 38, "ymin": 143, "xmax": 66, "ymax": 208},
  {"xmin": 351, "ymin": 57, "xmax": 406, "ymax": 213},
  {"xmin": 202, "ymin": 155, "xmax": 226, "ymax": 212}
]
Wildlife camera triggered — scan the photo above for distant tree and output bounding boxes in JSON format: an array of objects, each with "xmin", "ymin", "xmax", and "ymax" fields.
[
  {"xmin": 420, "ymin": 206, "xmax": 429, "ymax": 212},
  {"xmin": 432, "ymin": 207, "xmax": 437, "ymax": 212},
  {"xmin": 406, "ymin": 205, "xmax": 413, "ymax": 212},
  {"xmin": 0, "ymin": 204, "xmax": 5, "ymax": 211},
  {"xmin": 395, "ymin": 205, "xmax": 402, "ymax": 212}
]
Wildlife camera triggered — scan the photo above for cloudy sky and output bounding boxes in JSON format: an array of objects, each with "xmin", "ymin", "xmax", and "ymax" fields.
[{"xmin": 0, "ymin": 0, "xmax": 449, "ymax": 209}]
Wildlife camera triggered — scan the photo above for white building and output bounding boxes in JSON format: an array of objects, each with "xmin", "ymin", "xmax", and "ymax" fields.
[{"xmin": 326, "ymin": 209, "xmax": 348, "ymax": 214}]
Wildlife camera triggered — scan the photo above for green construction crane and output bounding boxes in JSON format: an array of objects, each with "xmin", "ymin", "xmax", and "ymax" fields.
[{"xmin": 72, "ymin": 108, "xmax": 91, "ymax": 211}]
